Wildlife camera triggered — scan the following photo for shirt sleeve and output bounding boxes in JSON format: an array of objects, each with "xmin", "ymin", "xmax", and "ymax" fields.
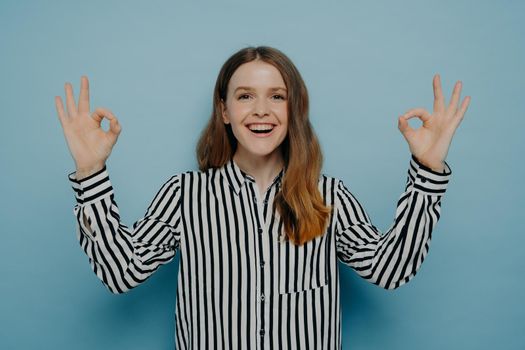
[
  {"xmin": 334, "ymin": 154, "xmax": 452, "ymax": 290},
  {"xmin": 67, "ymin": 165, "xmax": 183, "ymax": 294}
]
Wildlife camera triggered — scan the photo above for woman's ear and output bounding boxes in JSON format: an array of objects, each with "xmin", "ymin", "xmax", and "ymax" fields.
[{"xmin": 220, "ymin": 98, "xmax": 230, "ymax": 124}]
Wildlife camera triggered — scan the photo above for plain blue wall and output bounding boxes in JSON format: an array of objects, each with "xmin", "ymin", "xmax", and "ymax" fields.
[{"xmin": 1, "ymin": 0, "xmax": 523, "ymax": 349}]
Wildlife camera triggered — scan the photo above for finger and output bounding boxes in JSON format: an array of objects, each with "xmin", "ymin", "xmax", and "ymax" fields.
[
  {"xmin": 433, "ymin": 74, "xmax": 445, "ymax": 113},
  {"xmin": 91, "ymin": 107, "xmax": 116, "ymax": 124},
  {"xmin": 55, "ymin": 96, "xmax": 67, "ymax": 125},
  {"xmin": 448, "ymin": 80, "xmax": 462, "ymax": 114},
  {"xmin": 92, "ymin": 107, "xmax": 120, "ymax": 134},
  {"xmin": 454, "ymin": 96, "xmax": 471, "ymax": 123},
  {"xmin": 78, "ymin": 76, "xmax": 90, "ymax": 114},
  {"xmin": 109, "ymin": 115, "xmax": 122, "ymax": 136},
  {"xmin": 65, "ymin": 82, "xmax": 77, "ymax": 117},
  {"xmin": 402, "ymin": 108, "xmax": 432, "ymax": 123},
  {"xmin": 398, "ymin": 115, "xmax": 414, "ymax": 137}
]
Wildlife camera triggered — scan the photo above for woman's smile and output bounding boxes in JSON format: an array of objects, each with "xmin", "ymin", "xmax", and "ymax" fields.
[{"xmin": 246, "ymin": 122, "xmax": 277, "ymax": 137}]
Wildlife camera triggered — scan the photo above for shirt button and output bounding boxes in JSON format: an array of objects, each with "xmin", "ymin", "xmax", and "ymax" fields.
[
  {"xmin": 258, "ymin": 227, "xmax": 263, "ymax": 234},
  {"xmin": 261, "ymin": 294, "xmax": 265, "ymax": 301},
  {"xmin": 421, "ymin": 177, "xmax": 427, "ymax": 183},
  {"xmin": 260, "ymin": 260, "xmax": 265, "ymax": 267},
  {"xmin": 260, "ymin": 329, "xmax": 265, "ymax": 336},
  {"xmin": 263, "ymin": 199, "xmax": 268, "ymax": 204}
]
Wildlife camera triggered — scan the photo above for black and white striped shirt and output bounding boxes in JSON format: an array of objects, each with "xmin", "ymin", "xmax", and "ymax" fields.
[{"xmin": 67, "ymin": 154, "xmax": 451, "ymax": 350}]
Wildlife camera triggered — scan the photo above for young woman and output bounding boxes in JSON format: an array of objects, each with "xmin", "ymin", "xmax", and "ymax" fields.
[{"xmin": 55, "ymin": 46, "xmax": 470, "ymax": 350}]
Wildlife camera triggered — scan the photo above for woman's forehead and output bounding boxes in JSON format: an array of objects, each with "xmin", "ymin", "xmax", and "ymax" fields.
[{"xmin": 229, "ymin": 61, "xmax": 286, "ymax": 90}]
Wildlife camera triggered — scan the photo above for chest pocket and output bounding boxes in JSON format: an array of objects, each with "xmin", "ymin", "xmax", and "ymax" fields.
[{"xmin": 278, "ymin": 231, "xmax": 331, "ymax": 295}]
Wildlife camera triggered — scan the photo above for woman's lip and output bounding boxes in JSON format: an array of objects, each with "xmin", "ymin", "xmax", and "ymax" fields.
[
  {"xmin": 245, "ymin": 123, "xmax": 277, "ymax": 127},
  {"xmin": 245, "ymin": 125, "xmax": 276, "ymax": 138}
]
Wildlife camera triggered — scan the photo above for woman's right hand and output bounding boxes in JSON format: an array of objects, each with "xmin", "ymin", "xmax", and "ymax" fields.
[{"xmin": 55, "ymin": 76, "xmax": 122, "ymax": 179}]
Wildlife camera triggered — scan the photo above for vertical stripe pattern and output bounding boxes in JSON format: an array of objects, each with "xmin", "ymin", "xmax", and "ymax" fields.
[{"xmin": 67, "ymin": 154, "xmax": 451, "ymax": 349}]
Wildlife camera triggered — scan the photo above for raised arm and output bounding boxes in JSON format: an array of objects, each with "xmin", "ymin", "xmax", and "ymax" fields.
[
  {"xmin": 335, "ymin": 155, "xmax": 451, "ymax": 289},
  {"xmin": 56, "ymin": 76, "xmax": 181, "ymax": 293},
  {"xmin": 335, "ymin": 74, "xmax": 469, "ymax": 289}
]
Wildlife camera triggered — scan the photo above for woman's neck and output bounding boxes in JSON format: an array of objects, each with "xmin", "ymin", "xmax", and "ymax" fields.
[{"xmin": 233, "ymin": 148, "xmax": 284, "ymax": 195}]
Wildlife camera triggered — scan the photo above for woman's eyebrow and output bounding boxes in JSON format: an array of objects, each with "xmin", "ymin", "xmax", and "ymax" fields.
[{"xmin": 234, "ymin": 86, "xmax": 287, "ymax": 92}]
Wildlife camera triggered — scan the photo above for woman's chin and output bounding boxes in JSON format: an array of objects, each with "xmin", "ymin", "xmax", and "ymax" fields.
[{"xmin": 237, "ymin": 145, "xmax": 283, "ymax": 160}]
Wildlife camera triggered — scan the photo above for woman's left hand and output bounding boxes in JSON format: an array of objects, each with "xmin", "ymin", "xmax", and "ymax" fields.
[{"xmin": 397, "ymin": 74, "xmax": 471, "ymax": 172}]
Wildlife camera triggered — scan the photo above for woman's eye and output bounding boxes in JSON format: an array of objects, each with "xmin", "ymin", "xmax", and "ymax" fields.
[{"xmin": 237, "ymin": 94, "xmax": 286, "ymax": 100}]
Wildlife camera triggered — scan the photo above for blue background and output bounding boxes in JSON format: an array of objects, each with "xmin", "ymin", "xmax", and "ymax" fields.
[{"xmin": 1, "ymin": 0, "xmax": 523, "ymax": 349}]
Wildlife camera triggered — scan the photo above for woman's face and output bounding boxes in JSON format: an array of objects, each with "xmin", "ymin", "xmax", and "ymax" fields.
[{"xmin": 221, "ymin": 60, "xmax": 288, "ymax": 161}]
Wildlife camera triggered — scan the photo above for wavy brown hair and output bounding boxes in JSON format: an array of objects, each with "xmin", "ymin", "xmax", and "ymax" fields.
[{"xmin": 196, "ymin": 46, "xmax": 332, "ymax": 245}]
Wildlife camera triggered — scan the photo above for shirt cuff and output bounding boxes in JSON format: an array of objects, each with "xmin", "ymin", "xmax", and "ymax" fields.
[
  {"xmin": 68, "ymin": 165, "xmax": 114, "ymax": 205},
  {"xmin": 408, "ymin": 154, "xmax": 452, "ymax": 195}
]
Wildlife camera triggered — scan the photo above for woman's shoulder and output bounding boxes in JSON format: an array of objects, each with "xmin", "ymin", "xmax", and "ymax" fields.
[
  {"xmin": 163, "ymin": 168, "xmax": 346, "ymax": 191},
  {"xmin": 319, "ymin": 172, "xmax": 343, "ymax": 184},
  {"xmin": 318, "ymin": 172, "xmax": 359, "ymax": 196},
  {"xmin": 163, "ymin": 166, "xmax": 221, "ymax": 183},
  {"xmin": 318, "ymin": 172, "xmax": 345, "ymax": 192}
]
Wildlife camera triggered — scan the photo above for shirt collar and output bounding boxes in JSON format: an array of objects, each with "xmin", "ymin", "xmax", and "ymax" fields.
[{"xmin": 220, "ymin": 158, "xmax": 285, "ymax": 195}]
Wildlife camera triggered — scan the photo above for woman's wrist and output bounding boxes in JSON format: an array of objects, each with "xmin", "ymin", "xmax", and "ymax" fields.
[
  {"xmin": 75, "ymin": 164, "xmax": 105, "ymax": 180},
  {"xmin": 413, "ymin": 155, "xmax": 446, "ymax": 173}
]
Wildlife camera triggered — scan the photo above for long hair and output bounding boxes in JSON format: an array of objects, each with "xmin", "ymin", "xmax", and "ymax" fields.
[{"xmin": 196, "ymin": 46, "xmax": 332, "ymax": 245}]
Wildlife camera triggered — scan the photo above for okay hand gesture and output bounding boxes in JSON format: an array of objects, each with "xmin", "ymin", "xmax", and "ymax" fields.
[
  {"xmin": 397, "ymin": 74, "xmax": 471, "ymax": 172},
  {"xmin": 55, "ymin": 76, "xmax": 122, "ymax": 178}
]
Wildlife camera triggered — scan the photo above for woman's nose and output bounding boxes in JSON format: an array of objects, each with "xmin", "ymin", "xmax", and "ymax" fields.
[{"xmin": 253, "ymin": 98, "xmax": 270, "ymax": 117}]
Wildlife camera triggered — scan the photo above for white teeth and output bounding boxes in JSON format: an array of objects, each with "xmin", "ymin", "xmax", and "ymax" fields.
[{"xmin": 248, "ymin": 124, "xmax": 274, "ymax": 131}]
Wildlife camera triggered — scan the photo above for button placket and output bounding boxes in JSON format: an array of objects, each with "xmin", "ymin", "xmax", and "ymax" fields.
[{"xmin": 250, "ymin": 182, "xmax": 270, "ymax": 348}]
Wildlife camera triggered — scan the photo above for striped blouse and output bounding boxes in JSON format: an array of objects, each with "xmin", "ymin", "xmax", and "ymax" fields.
[{"xmin": 67, "ymin": 154, "xmax": 451, "ymax": 350}]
